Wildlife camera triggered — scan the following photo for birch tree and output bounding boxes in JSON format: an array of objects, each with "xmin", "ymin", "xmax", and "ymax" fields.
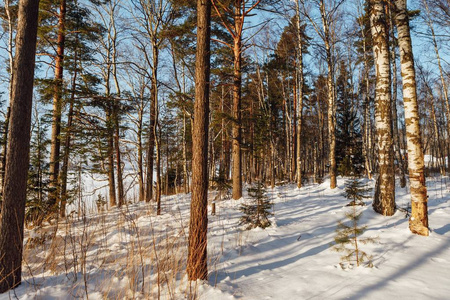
[
  {"xmin": 370, "ymin": 0, "xmax": 395, "ymax": 216},
  {"xmin": 393, "ymin": 0, "xmax": 429, "ymax": 236},
  {"xmin": 301, "ymin": 0, "xmax": 344, "ymax": 189}
]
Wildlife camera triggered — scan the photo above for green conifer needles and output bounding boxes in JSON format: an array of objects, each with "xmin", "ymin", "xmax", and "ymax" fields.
[
  {"xmin": 332, "ymin": 178, "xmax": 376, "ymax": 268},
  {"xmin": 239, "ymin": 181, "xmax": 273, "ymax": 230}
]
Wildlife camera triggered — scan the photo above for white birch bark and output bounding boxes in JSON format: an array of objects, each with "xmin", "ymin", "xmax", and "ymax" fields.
[
  {"xmin": 370, "ymin": 0, "xmax": 395, "ymax": 216},
  {"xmin": 394, "ymin": 0, "xmax": 429, "ymax": 236}
]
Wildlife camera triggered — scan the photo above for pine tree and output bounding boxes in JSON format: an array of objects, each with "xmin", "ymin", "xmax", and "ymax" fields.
[
  {"xmin": 239, "ymin": 181, "xmax": 273, "ymax": 230},
  {"xmin": 0, "ymin": 0, "xmax": 40, "ymax": 292},
  {"xmin": 186, "ymin": 0, "xmax": 211, "ymax": 281},
  {"xmin": 333, "ymin": 178, "xmax": 375, "ymax": 268}
]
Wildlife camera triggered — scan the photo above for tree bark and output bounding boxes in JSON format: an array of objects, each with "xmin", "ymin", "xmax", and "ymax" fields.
[
  {"xmin": 394, "ymin": 0, "xmax": 429, "ymax": 236},
  {"xmin": 0, "ymin": 0, "xmax": 39, "ymax": 292},
  {"xmin": 296, "ymin": 0, "xmax": 304, "ymax": 189},
  {"xmin": 370, "ymin": 0, "xmax": 395, "ymax": 216},
  {"xmin": 48, "ymin": 0, "xmax": 67, "ymax": 209},
  {"xmin": 318, "ymin": 0, "xmax": 337, "ymax": 189},
  {"xmin": 145, "ymin": 46, "xmax": 159, "ymax": 203},
  {"xmin": 232, "ymin": 5, "xmax": 243, "ymax": 199},
  {"xmin": 388, "ymin": 7, "xmax": 407, "ymax": 188},
  {"xmin": 187, "ymin": 0, "xmax": 211, "ymax": 281}
]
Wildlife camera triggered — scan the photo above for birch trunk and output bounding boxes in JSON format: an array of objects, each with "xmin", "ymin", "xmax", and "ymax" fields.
[
  {"xmin": 394, "ymin": 0, "xmax": 429, "ymax": 236},
  {"xmin": 318, "ymin": 0, "xmax": 337, "ymax": 189},
  {"xmin": 388, "ymin": 8, "xmax": 407, "ymax": 188},
  {"xmin": 370, "ymin": 0, "xmax": 395, "ymax": 216}
]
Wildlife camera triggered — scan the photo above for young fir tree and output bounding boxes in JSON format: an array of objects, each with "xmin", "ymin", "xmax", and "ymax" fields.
[
  {"xmin": 240, "ymin": 181, "xmax": 273, "ymax": 230},
  {"xmin": 211, "ymin": 173, "xmax": 231, "ymax": 215},
  {"xmin": 333, "ymin": 178, "xmax": 375, "ymax": 268}
]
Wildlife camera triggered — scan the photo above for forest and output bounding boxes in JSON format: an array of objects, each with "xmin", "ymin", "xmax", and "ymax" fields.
[{"xmin": 0, "ymin": 0, "xmax": 449, "ymax": 298}]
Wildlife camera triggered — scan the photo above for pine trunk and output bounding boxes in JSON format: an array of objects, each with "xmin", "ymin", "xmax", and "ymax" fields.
[
  {"xmin": 232, "ymin": 7, "xmax": 242, "ymax": 200},
  {"xmin": 187, "ymin": 0, "xmax": 211, "ymax": 281},
  {"xmin": 370, "ymin": 0, "xmax": 395, "ymax": 216},
  {"xmin": 48, "ymin": 0, "xmax": 66, "ymax": 209},
  {"xmin": 0, "ymin": 0, "xmax": 39, "ymax": 292},
  {"xmin": 394, "ymin": 0, "xmax": 429, "ymax": 236}
]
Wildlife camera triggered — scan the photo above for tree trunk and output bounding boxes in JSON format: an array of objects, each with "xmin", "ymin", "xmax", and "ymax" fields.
[
  {"xmin": 107, "ymin": 109, "xmax": 116, "ymax": 207},
  {"xmin": 59, "ymin": 48, "xmax": 78, "ymax": 218},
  {"xmin": 232, "ymin": 7, "xmax": 243, "ymax": 200},
  {"xmin": 48, "ymin": 0, "xmax": 67, "ymax": 209},
  {"xmin": 296, "ymin": 0, "xmax": 304, "ymax": 189},
  {"xmin": 388, "ymin": 8, "xmax": 407, "ymax": 188},
  {"xmin": 370, "ymin": 0, "xmax": 396, "ymax": 216},
  {"xmin": 146, "ymin": 46, "xmax": 159, "ymax": 202},
  {"xmin": 138, "ymin": 106, "xmax": 145, "ymax": 201},
  {"xmin": 319, "ymin": 0, "xmax": 336, "ymax": 189},
  {"xmin": 0, "ymin": 0, "xmax": 39, "ymax": 292},
  {"xmin": 187, "ymin": 0, "xmax": 210, "ymax": 281},
  {"xmin": 394, "ymin": 0, "xmax": 429, "ymax": 236}
]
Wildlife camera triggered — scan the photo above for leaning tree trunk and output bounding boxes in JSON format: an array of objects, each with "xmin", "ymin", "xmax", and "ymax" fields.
[
  {"xmin": 394, "ymin": 0, "xmax": 429, "ymax": 236},
  {"xmin": 187, "ymin": 0, "xmax": 211, "ymax": 281},
  {"xmin": 0, "ymin": 0, "xmax": 39, "ymax": 292},
  {"xmin": 48, "ymin": 0, "xmax": 67, "ymax": 209},
  {"xmin": 370, "ymin": 0, "xmax": 395, "ymax": 216}
]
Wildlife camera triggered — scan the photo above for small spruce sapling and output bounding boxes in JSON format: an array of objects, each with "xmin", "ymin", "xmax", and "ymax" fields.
[
  {"xmin": 332, "ymin": 178, "xmax": 376, "ymax": 268},
  {"xmin": 344, "ymin": 178, "xmax": 371, "ymax": 206},
  {"xmin": 239, "ymin": 181, "xmax": 272, "ymax": 229}
]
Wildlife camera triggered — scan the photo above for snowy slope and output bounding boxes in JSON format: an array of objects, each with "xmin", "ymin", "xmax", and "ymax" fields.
[{"xmin": 1, "ymin": 176, "xmax": 449, "ymax": 299}]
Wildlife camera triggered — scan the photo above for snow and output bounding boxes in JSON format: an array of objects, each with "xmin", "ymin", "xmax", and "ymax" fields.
[{"xmin": 2, "ymin": 176, "xmax": 450, "ymax": 299}]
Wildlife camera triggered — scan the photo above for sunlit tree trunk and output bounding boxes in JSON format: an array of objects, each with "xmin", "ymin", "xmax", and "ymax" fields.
[
  {"xmin": 394, "ymin": 0, "xmax": 429, "ymax": 236},
  {"xmin": 388, "ymin": 7, "xmax": 407, "ymax": 188},
  {"xmin": 48, "ymin": 0, "xmax": 67, "ymax": 209},
  {"xmin": 231, "ymin": 7, "xmax": 243, "ymax": 199},
  {"xmin": 370, "ymin": 0, "xmax": 395, "ymax": 216},
  {"xmin": 0, "ymin": 0, "xmax": 39, "ymax": 292},
  {"xmin": 187, "ymin": 0, "xmax": 211, "ymax": 281}
]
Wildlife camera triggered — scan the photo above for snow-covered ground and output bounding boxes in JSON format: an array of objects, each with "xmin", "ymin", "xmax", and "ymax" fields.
[{"xmin": 1, "ymin": 176, "xmax": 450, "ymax": 299}]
